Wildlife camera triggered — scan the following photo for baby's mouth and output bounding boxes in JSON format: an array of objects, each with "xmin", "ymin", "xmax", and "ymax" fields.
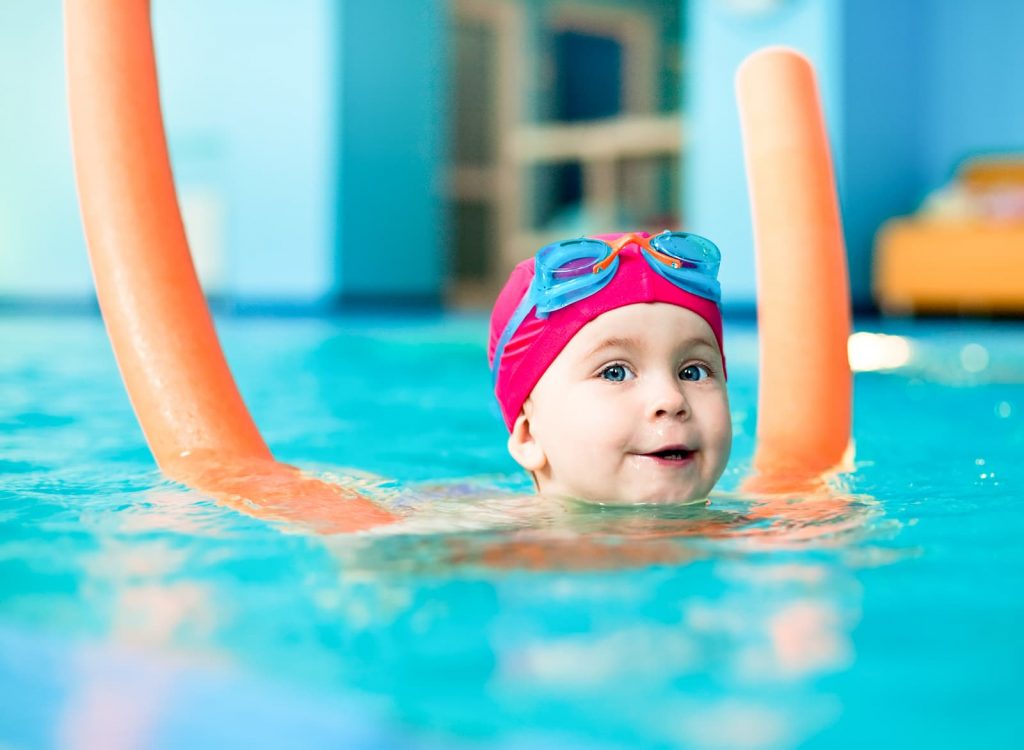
[{"xmin": 638, "ymin": 445, "xmax": 696, "ymax": 463}]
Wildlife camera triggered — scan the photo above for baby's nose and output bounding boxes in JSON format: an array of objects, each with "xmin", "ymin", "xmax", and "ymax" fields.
[{"xmin": 648, "ymin": 375, "xmax": 690, "ymax": 418}]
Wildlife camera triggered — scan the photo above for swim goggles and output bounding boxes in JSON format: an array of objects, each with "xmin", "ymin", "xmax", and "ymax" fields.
[{"xmin": 491, "ymin": 231, "xmax": 722, "ymax": 384}]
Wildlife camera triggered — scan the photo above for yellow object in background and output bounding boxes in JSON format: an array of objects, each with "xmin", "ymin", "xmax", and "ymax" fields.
[
  {"xmin": 874, "ymin": 156, "xmax": 1024, "ymax": 314},
  {"xmin": 959, "ymin": 156, "xmax": 1024, "ymax": 189},
  {"xmin": 875, "ymin": 221, "xmax": 1024, "ymax": 314}
]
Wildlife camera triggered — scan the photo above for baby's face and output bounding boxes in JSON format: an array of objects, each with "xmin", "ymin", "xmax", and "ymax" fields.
[{"xmin": 516, "ymin": 303, "xmax": 731, "ymax": 504}]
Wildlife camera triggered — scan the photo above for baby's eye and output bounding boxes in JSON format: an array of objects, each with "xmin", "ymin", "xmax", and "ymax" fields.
[
  {"xmin": 679, "ymin": 363, "xmax": 711, "ymax": 382},
  {"xmin": 599, "ymin": 363, "xmax": 634, "ymax": 382}
]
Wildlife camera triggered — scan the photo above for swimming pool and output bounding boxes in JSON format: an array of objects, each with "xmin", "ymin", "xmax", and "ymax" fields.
[{"xmin": 1, "ymin": 313, "xmax": 1020, "ymax": 748}]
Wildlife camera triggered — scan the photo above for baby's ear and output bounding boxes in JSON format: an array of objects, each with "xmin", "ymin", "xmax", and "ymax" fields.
[{"xmin": 507, "ymin": 408, "xmax": 546, "ymax": 473}]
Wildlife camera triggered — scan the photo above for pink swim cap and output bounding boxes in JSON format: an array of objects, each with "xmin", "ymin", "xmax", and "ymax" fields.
[{"xmin": 489, "ymin": 232, "xmax": 725, "ymax": 431}]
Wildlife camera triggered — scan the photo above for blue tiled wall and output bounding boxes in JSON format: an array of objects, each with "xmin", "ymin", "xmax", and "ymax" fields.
[
  {"xmin": 1, "ymin": 1, "xmax": 1022, "ymax": 308},
  {"xmin": 0, "ymin": 0, "xmax": 444, "ymax": 308},
  {"xmin": 685, "ymin": 0, "xmax": 1024, "ymax": 309},
  {"xmin": 683, "ymin": 0, "xmax": 842, "ymax": 307}
]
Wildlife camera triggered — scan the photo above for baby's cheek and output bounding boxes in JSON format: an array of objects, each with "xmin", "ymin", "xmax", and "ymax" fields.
[
  {"xmin": 716, "ymin": 405, "xmax": 733, "ymax": 441},
  {"xmin": 702, "ymin": 394, "xmax": 733, "ymax": 450},
  {"xmin": 714, "ymin": 409, "xmax": 734, "ymax": 471}
]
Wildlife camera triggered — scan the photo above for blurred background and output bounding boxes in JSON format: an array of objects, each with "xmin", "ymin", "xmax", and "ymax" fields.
[{"xmin": 1, "ymin": 0, "xmax": 1022, "ymax": 315}]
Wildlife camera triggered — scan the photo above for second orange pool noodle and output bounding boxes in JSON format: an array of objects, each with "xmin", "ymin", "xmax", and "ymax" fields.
[
  {"xmin": 736, "ymin": 48, "xmax": 852, "ymax": 485},
  {"xmin": 64, "ymin": 0, "xmax": 395, "ymax": 533}
]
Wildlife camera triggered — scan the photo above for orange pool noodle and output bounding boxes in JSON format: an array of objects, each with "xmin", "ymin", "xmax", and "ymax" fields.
[
  {"xmin": 735, "ymin": 48, "xmax": 852, "ymax": 486},
  {"xmin": 64, "ymin": 0, "xmax": 394, "ymax": 532}
]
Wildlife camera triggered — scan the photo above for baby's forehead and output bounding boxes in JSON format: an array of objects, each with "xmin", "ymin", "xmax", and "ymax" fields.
[{"xmin": 564, "ymin": 303, "xmax": 721, "ymax": 356}]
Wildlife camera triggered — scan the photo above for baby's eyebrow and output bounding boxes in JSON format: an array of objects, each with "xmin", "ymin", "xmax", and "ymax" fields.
[
  {"xmin": 682, "ymin": 338, "xmax": 724, "ymax": 363},
  {"xmin": 583, "ymin": 336, "xmax": 643, "ymax": 360},
  {"xmin": 584, "ymin": 335, "xmax": 720, "ymax": 360},
  {"xmin": 684, "ymin": 336, "xmax": 720, "ymax": 353}
]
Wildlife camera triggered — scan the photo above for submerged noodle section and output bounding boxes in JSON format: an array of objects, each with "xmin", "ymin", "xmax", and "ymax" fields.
[
  {"xmin": 64, "ymin": 0, "xmax": 395, "ymax": 533},
  {"xmin": 736, "ymin": 48, "xmax": 852, "ymax": 491}
]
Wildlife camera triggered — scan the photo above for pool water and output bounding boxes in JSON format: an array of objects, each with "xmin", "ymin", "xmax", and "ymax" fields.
[{"xmin": 1, "ymin": 314, "xmax": 1021, "ymax": 748}]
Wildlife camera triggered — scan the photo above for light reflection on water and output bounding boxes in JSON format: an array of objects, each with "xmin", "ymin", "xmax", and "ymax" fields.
[{"xmin": 1, "ymin": 316, "xmax": 1021, "ymax": 748}]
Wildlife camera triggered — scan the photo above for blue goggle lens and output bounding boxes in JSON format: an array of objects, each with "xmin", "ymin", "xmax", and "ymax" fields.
[
  {"xmin": 652, "ymin": 232, "xmax": 721, "ymax": 274},
  {"xmin": 552, "ymin": 256, "xmax": 596, "ymax": 279},
  {"xmin": 538, "ymin": 238, "xmax": 609, "ymax": 282}
]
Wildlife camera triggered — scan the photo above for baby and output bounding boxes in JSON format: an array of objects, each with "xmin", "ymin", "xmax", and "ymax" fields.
[{"xmin": 489, "ymin": 231, "xmax": 731, "ymax": 505}]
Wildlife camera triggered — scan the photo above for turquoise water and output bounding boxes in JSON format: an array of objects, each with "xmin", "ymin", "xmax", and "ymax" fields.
[{"xmin": 1, "ymin": 314, "xmax": 1021, "ymax": 748}]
